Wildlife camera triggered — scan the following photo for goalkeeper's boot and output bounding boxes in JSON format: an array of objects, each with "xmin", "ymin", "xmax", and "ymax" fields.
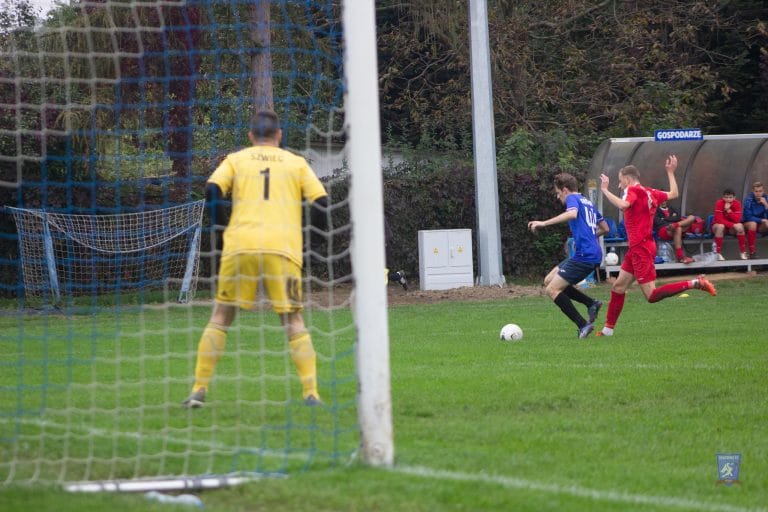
[
  {"xmin": 182, "ymin": 388, "xmax": 206, "ymax": 408},
  {"xmin": 587, "ymin": 300, "xmax": 602, "ymax": 324},
  {"xmin": 304, "ymin": 394, "xmax": 323, "ymax": 407},
  {"xmin": 695, "ymin": 274, "xmax": 717, "ymax": 296}
]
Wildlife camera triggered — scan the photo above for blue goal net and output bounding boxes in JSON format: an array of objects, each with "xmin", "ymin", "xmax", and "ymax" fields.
[{"xmin": 0, "ymin": 0, "xmax": 359, "ymax": 488}]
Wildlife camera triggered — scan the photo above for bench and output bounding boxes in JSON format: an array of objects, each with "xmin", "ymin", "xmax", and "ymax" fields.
[{"xmin": 600, "ymin": 218, "xmax": 768, "ymax": 277}]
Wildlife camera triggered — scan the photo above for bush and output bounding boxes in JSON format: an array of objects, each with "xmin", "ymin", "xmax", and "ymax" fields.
[{"xmin": 311, "ymin": 162, "xmax": 586, "ymax": 284}]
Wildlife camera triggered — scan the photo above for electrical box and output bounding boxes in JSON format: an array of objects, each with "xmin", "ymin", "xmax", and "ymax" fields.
[{"xmin": 418, "ymin": 229, "xmax": 474, "ymax": 291}]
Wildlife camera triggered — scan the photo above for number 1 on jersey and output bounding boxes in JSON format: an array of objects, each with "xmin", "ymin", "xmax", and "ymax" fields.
[{"xmin": 260, "ymin": 168, "xmax": 270, "ymax": 200}]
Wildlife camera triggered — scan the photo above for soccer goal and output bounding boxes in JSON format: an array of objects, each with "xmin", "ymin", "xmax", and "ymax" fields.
[
  {"xmin": 0, "ymin": 0, "xmax": 391, "ymax": 492},
  {"xmin": 8, "ymin": 201, "xmax": 205, "ymax": 306}
]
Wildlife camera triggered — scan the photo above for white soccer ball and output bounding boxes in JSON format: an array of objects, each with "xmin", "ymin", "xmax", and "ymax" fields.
[
  {"xmin": 500, "ymin": 323, "xmax": 524, "ymax": 341},
  {"xmin": 605, "ymin": 252, "xmax": 619, "ymax": 265}
]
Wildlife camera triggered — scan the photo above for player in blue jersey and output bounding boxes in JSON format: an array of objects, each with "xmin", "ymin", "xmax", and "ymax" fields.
[
  {"xmin": 742, "ymin": 181, "xmax": 768, "ymax": 258},
  {"xmin": 528, "ymin": 173, "xmax": 610, "ymax": 338}
]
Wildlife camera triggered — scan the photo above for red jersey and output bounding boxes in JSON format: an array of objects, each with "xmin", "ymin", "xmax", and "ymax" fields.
[
  {"xmin": 622, "ymin": 184, "xmax": 668, "ymax": 247},
  {"xmin": 713, "ymin": 198, "xmax": 742, "ymax": 228}
]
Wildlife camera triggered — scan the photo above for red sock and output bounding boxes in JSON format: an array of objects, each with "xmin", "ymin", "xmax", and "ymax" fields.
[
  {"xmin": 675, "ymin": 247, "xmax": 684, "ymax": 259},
  {"xmin": 604, "ymin": 290, "xmax": 625, "ymax": 329},
  {"xmin": 715, "ymin": 236, "xmax": 723, "ymax": 252},
  {"xmin": 747, "ymin": 230, "xmax": 757, "ymax": 252},
  {"xmin": 648, "ymin": 280, "xmax": 692, "ymax": 303},
  {"xmin": 737, "ymin": 233, "xmax": 746, "ymax": 252}
]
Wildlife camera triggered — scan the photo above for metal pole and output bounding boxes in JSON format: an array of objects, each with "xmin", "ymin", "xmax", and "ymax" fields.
[{"xmin": 469, "ymin": 0, "xmax": 504, "ymax": 286}]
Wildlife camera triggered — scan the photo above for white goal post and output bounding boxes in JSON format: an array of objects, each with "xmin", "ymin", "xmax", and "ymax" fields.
[{"xmin": 344, "ymin": 0, "xmax": 394, "ymax": 467}]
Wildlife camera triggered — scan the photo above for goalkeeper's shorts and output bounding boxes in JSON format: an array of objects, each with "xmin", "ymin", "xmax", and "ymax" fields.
[{"xmin": 216, "ymin": 252, "xmax": 303, "ymax": 314}]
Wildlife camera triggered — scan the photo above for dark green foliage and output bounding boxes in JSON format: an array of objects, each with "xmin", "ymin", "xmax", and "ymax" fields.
[{"xmin": 310, "ymin": 162, "xmax": 581, "ymax": 283}]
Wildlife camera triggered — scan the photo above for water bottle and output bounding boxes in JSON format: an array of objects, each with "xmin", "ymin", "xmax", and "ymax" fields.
[
  {"xmin": 145, "ymin": 491, "xmax": 204, "ymax": 508},
  {"xmin": 657, "ymin": 242, "xmax": 673, "ymax": 263}
]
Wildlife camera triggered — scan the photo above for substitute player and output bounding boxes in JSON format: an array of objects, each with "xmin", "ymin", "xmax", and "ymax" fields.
[
  {"xmin": 183, "ymin": 110, "xmax": 329, "ymax": 408},
  {"xmin": 528, "ymin": 173, "xmax": 609, "ymax": 338},
  {"xmin": 596, "ymin": 155, "xmax": 716, "ymax": 337},
  {"xmin": 741, "ymin": 181, "xmax": 768, "ymax": 258}
]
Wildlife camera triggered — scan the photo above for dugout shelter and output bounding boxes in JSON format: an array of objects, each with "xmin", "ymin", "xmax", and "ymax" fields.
[
  {"xmin": 586, "ymin": 133, "xmax": 768, "ymax": 271},
  {"xmin": 586, "ymin": 133, "xmax": 768, "ymax": 222}
]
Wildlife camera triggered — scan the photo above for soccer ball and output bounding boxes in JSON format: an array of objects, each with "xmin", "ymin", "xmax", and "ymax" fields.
[
  {"xmin": 605, "ymin": 252, "xmax": 619, "ymax": 265},
  {"xmin": 500, "ymin": 323, "xmax": 524, "ymax": 341}
]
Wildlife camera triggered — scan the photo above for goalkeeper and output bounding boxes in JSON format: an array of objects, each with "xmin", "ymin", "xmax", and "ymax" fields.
[{"xmin": 183, "ymin": 110, "xmax": 329, "ymax": 408}]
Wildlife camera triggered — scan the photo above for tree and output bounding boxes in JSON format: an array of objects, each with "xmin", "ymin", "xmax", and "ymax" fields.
[
  {"xmin": 251, "ymin": 0, "xmax": 273, "ymax": 113},
  {"xmin": 376, "ymin": 0, "xmax": 768, "ymax": 151}
]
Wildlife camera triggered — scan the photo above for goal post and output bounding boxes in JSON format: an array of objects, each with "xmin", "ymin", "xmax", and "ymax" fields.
[
  {"xmin": 0, "ymin": 0, "xmax": 392, "ymax": 490},
  {"xmin": 343, "ymin": 0, "xmax": 394, "ymax": 467}
]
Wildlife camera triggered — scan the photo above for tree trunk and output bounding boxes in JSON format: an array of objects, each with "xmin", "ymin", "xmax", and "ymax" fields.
[
  {"xmin": 251, "ymin": 0, "xmax": 273, "ymax": 114},
  {"xmin": 165, "ymin": 5, "xmax": 202, "ymax": 203}
]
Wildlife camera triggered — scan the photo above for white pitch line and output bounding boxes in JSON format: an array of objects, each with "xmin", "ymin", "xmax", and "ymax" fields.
[
  {"xmin": 6, "ymin": 419, "xmax": 764, "ymax": 511},
  {"xmin": 394, "ymin": 465, "xmax": 765, "ymax": 512},
  {"xmin": 499, "ymin": 361, "xmax": 757, "ymax": 371}
]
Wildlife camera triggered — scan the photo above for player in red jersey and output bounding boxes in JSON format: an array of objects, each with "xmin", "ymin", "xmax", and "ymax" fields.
[
  {"xmin": 595, "ymin": 155, "xmax": 717, "ymax": 337},
  {"xmin": 712, "ymin": 189, "xmax": 747, "ymax": 260},
  {"xmin": 653, "ymin": 201, "xmax": 696, "ymax": 264}
]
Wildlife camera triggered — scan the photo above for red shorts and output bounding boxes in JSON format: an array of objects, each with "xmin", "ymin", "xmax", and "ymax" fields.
[
  {"xmin": 620, "ymin": 239, "xmax": 657, "ymax": 284},
  {"xmin": 656, "ymin": 227, "xmax": 673, "ymax": 241},
  {"xmin": 656, "ymin": 222, "xmax": 691, "ymax": 241}
]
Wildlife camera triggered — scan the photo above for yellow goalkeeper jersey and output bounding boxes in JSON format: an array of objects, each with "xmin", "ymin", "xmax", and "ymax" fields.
[{"xmin": 208, "ymin": 145, "xmax": 327, "ymax": 266}]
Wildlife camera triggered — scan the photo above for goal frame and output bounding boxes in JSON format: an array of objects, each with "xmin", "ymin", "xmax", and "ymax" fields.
[
  {"xmin": 343, "ymin": 0, "xmax": 394, "ymax": 467},
  {"xmin": 7, "ymin": 200, "xmax": 205, "ymax": 306},
  {"xmin": 2, "ymin": 0, "xmax": 392, "ymax": 492}
]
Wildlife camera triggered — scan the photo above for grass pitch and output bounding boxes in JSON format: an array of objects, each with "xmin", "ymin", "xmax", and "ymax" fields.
[{"xmin": 1, "ymin": 274, "xmax": 767, "ymax": 511}]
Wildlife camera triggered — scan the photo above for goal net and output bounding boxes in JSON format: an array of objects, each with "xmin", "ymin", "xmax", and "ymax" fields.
[
  {"xmin": 8, "ymin": 201, "xmax": 204, "ymax": 306},
  {"xmin": 0, "ymin": 0, "xmax": 390, "ymax": 490}
]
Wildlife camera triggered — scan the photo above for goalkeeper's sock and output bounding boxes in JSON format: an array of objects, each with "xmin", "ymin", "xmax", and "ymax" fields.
[
  {"xmin": 192, "ymin": 323, "xmax": 228, "ymax": 392},
  {"xmin": 288, "ymin": 331, "xmax": 319, "ymax": 400}
]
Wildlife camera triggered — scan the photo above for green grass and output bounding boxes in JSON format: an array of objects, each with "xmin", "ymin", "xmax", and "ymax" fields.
[{"xmin": 1, "ymin": 276, "xmax": 767, "ymax": 511}]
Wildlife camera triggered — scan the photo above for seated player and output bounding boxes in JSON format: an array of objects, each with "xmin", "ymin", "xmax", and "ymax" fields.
[
  {"xmin": 741, "ymin": 181, "xmax": 768, "ymax": 258},
  {"xmin": 711, "ymin": 188, "xmax": 747, "ymax": 260},
  {"xmin": 653, "ymin": 200, "xmax": 695, "ymax": 263}
]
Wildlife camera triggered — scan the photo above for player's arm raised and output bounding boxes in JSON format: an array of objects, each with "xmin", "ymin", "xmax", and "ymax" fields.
[
  {"xmin": 663, "ymin": 154, "xmax": 679, "ymax": 200},
  {"xmin": 599, "ymin": 173, "xmax": 629, "ymax": 210}
]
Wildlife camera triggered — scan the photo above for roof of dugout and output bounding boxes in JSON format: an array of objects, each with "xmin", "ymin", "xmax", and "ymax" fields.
[{"xmin": 585, "ymin": 133, "xmax": 768, "ymax": 222}]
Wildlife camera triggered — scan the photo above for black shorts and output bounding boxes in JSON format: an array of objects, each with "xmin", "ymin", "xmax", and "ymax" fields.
[{"xmin": 557, "ymin": 259, "xmax": 596, "ymax": 285}]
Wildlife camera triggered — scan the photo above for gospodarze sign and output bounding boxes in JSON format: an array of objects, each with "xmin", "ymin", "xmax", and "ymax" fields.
[{"xmin": 654, "ymin": 128, "xmax": 703, "ymax": 141}]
